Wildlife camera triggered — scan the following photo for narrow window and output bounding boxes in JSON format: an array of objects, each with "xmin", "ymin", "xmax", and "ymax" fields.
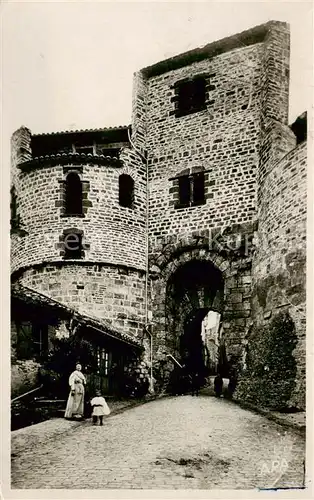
[
  {"xmin": 16, "ymin": 321, "xmax": 33, "ymax": 359},
  {"xmin": 32, "ymin": 324, "xmax": 49, "ymax": 357},
  {"xmin": 176, "ymin": 77, "xmax": 206, "ymax": 117},
  {"xmin": 175, "ymin": 171, "xmax": 206, "ymax": 209},
  {"xmin": 192, "ymin": 172, "xmax": 205, "ymax": 205},
  {"xmin": 102, "ymin": 349, "xmax": 109, "ymax": 376},
  {"xmin": 10, "ymin": 187, "xmax": 19, "ymax": 230},
  {"xmin": 65, "ymin": 172, "xmax": 83, "ymax": 215},
  {"xmin": 119, "ymin": 174, "xmax": 134, "ymax": 208},
  {"xmin": 64, "ymin": 231, "xmax": 83, "ymax": 259},
  {"xmin": 178, "ymin": 176, "xmax": 191, "ymax": 206}
]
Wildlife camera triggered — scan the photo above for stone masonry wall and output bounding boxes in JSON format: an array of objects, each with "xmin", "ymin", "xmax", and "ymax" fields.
[
  {"xmin": 147, "ymin": 229, "xmax": 256, "ymax": 363},
  {"xmin": 145, "ymin": 43, "xmax": 263, "ymax": 246},
  {"xmin": 129, "ymin": 22, "xmax": 291, "ymax": 368},
  {"xmin": 130, "ymin": 22, "xmax": 290, "ymax": 254},
  {"xmin": 11, "ymin": 135, "xmax": 146, "ymax": 275},
  {"xmin": 18, "ymin": 264, "xmax": 146, "ymax": 338},
  {"xmin": 252, "ymin": 142, "xmax": 307, "ymax": 408}
]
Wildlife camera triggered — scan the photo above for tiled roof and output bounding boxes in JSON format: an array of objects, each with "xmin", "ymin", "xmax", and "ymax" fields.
[
  {"xmin": 11, "ymin": 283, "xmax": 143, "ymax": 349},
  {"xmin": 18, "ymin": 152, "xmax": 123, "ymax": 169},
  {"xmin": 32, "ymin": 125, "xmax": 130, "ymax": 137}
]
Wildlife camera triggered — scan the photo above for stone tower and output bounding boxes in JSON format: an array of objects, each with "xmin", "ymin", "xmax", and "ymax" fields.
[
  {"xmin": 11, "ymin": 21, "xmax": 306, "ymax": 407},
  {"xmin": 128, "ymin": 21, "xmax": 292, "ymax": 362},
  {"xmin": 11, "ymin": 126, "xmax": 147, "ymax": 340}
]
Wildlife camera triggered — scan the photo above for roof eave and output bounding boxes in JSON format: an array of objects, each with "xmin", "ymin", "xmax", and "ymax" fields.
[{"xmin": 140, "ymin": 20, "xmax": 288, "ymax": 79}]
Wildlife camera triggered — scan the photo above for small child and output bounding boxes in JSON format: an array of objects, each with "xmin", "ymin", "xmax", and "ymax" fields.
[{"xmin": 90, "ymin": 390, "xmax": 111, "ymax": 426}]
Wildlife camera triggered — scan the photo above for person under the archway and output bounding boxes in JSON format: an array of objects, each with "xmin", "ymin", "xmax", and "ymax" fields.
[
  {"xmin": 214, "ymin": 373, "xmax": 223, "ymax": 397},
  {"xmin": 191, "ymin": 370, "xmax": 200, "ymax": 396}
]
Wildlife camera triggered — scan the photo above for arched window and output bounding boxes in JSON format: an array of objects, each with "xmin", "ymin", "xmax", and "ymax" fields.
[
  {"xmin": 119, "ymin": 174, "xmax": 134, "ymax": 208},
  {"xmin": 65, "ymin": 172, "xmax": 83, "ymax": 215}
]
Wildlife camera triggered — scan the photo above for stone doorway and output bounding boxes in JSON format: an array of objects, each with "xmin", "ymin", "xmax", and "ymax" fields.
[{"xmin": 165, "ymin": 259, "xmax": 224, "ymax": 381}]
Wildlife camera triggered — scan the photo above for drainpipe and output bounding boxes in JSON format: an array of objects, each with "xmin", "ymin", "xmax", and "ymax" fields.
[{"xmin": 127, "ymin": 126, "xmax": 154, "ymax": 394}]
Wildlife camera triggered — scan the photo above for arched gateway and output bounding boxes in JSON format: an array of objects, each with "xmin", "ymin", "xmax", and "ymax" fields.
[
  {"xmin": 149, "ymin": 242, "xmax": 253, "ymax": 392},
  {"xmin": 166, "ymin": 259, "xmax": 223, "ymax": 376}
]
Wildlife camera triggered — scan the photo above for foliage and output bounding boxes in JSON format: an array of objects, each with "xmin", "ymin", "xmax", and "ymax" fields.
[
  {"xmin": 122, "ymin": 359, "xmax": 150, "ymax": 398},
  {"xmin": 46, "ymin": 334, "xmax": 97, "ymax": 372},
  {"xmin": 41, "ymin": 334, "xmax": 97, "ymax": 397},
  {"xmin": 235, "ymin": 311, "xmax": 298, "ymax": 410}
]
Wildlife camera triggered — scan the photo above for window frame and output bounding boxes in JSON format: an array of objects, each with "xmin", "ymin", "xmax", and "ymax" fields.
[{"xmin": 175, "ymin": 172, "xmax": 206, "ymax": 209}]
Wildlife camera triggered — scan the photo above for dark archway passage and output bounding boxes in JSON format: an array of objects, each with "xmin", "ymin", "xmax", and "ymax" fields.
[{"xmin": 165, "ymin": 260, "xmax": 224, "ymax": 385}]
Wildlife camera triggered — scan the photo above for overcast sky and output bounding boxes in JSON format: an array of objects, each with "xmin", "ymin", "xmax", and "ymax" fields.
[{"xmin": 1, "ymin": 1, "xmax": 312, "ymax": 171}]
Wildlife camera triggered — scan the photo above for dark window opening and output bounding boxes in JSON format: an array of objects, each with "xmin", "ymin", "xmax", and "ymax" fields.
[
  {"xmin": 16, "ymin": 321, "xmax": 48, "ymax": 360},
  {"xmin": 290, "ymin": 112, "xmax": 307, "ymax": 145},
  {"xmin": 75, "ymin": 145, "xmax": 94, "ymax": 155},
  {"xmin": 63, "ymin": 231, "xmax": 83, "ymax": 259},
  {"xmin": 65, "ymin": 172, "xmax": 83, "ymax": 215},
  {"xmin": 119, "ymin": 174, "xmax": 134, "ymax": 208},
  {"xmin": 176, "ymin": 172, "xmax": 206, "ymax": 208},
  {"xmin": 10, "ymin": 187, "xmax": 20, "ymax": 230},
  {"xmin": 178, "ymin": 176, "xmax": 191, "ymax": 206},
  {"xmin": 32, "ymin": 324, "xmax": 49, "ymax": 355},
  {"xmin": 192, "ymin": 172, "xmax": 205, "ymax": 205},
  {"xmin": 176, "ymin": 77, "xmax": 206, "ymax": 116},
  {"xmin": 100, "ymin": 148, "xmax": 120, "ymax": 158}
]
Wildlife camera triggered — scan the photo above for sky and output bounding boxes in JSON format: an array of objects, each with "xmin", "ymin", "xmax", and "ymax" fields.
[{"xmin": 1, "ymin": 1, "xmax": 312, "ymax": 172}]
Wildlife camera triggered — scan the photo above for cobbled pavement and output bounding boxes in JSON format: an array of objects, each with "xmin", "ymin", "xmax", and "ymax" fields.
[{"xmin": 11, "ymin": 395, "xmax": 306, "ymax": 490}]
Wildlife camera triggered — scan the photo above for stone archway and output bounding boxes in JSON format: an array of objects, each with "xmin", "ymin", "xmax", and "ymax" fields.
[
  {"xmin": 149, "ymin": 244, "xmax": 252, "ymax": 381},
  {"xmin": 165, "ymin": 259, "xmax": 224, "ymax": 368},
  {"xmin": 149, "ymin": 247, "xmax": 230, "ymax": 362}
]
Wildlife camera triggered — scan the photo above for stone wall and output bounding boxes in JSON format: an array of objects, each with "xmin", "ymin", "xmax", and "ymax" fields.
[
  {"xmin": 17, "ymin": 264, "xmax": 146, "ymax": 339},
  {"xmin": 11, "ymin": 127, "xmax": 147, "ymax": 340},
  {"xmin": 252, "ymin": 141, "xmax": 307, "ymax": 408},
  {"xmin": 148, "ymin": 226, "xmax": 256, "ymax": 363},
  {"xmin": 11, "ymin": 146, "xmax": 146, "ymax": 274},
  {"xmin": 132, "ymin": 21, "xmax": 291, "ymax": 366},
  {"xmin": 144, "ymin": 43, "xmax": 262, "ymax": 246},
  {"xmin": 131, "ymin": 22, "xmax": 291, "ymax": 254},
  {"xmin": 10, "ymin": 22, "xmax": 306, "ymax": 405}
]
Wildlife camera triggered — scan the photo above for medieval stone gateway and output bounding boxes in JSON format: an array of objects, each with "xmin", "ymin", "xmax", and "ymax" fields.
[{"xmin": 11, "ymin": 21, "xmax": 306, "ymax": 410}]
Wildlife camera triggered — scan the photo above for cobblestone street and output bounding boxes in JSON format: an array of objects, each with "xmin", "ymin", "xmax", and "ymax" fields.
[{"xmin": 11, "ymin": 395, "xmax": 305, "ymax": 490}]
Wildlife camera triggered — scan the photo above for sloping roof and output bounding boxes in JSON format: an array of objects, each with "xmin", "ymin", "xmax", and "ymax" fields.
[
  {"xmin": 18, "ymin": 152, "xmax": 123, "ymax": 170},
  {"xmin": 141, "ymin": 21, "xmax": 288, "ymax": 78},
  {"xmin": 11, "ymin": 283, "xmax": 143, "ymax": 349},
  {"xmin": 29, "ymin": 126, "xmax": 131, "ymax": 162},
  {"xmin": 32, "ymin": 125, "xmax": 130, "ymax": 137}
]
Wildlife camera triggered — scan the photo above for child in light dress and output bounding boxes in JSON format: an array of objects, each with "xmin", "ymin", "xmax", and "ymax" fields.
[{"xmin": 90, "ymin": 390, "xmax": 111, "ymax": 426}]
